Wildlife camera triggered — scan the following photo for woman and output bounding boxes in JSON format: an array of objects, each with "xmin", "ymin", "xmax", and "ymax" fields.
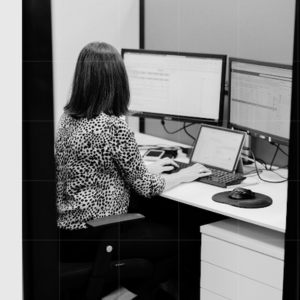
[{"xmin": 56, "ymin": 42, "xmax": 208, "ymax": 299}]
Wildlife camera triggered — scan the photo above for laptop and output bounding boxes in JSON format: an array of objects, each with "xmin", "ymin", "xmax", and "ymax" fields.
[{"xmin": 171, "ymin": 124, "xmax": 247, "ymax": 188}]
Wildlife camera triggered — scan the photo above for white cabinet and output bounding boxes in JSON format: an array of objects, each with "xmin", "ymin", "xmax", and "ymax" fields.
[{"xmin": 200, "ymin": 219, "xmax": 284, "ymax": 300}]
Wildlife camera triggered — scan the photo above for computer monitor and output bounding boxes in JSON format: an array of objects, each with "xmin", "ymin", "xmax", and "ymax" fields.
[
  {"xmin": 122, "ymin": 49, "xmax": 226, "ymax": 124},
  {"xmin": 228, "ymin": 58, "xmax": 292, "ymax": 146}
]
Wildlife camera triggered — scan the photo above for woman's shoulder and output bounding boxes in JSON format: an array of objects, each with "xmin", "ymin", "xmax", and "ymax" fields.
[
  {"xmin": 57, "ymin": 112, "xmax": 71, "ymax": 129},
  {"xmin": 99, "ymin": 114, "xmax": 130, "ymax": 131},
  {"xmin": 58, "ymin": 113, "xmax": 130, "ymax": 135}
]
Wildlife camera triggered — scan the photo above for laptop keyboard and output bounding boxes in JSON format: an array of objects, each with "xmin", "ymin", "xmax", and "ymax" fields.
[{"xmin": 166, "ymin": 161, "xmax": 246, "ymax": 188}]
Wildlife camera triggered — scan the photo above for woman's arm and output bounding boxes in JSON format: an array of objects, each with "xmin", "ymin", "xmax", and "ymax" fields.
[
  {"xmin": 110, "ymin": 120, "xmax": 166, "ymax": 197},
  {"xmin": 146, "ymin": 157, "xmax": 179, "ymax": 174},
  {"xmin": 110, "ymin": 118, "xmax": 210, "ymax": 195},
  {"xmin": 162, "ymin": 163, "xmax": 209, "ymax": 191}
]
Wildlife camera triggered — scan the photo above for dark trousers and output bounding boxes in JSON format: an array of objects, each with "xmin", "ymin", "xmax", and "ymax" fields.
[{"xmin": 60, "ymin": 220, "xmax": 200, "ymax": 299}]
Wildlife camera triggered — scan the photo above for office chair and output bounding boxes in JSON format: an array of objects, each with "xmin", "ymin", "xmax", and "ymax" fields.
[{"xmin": 59, "ymin": 213, "xmax": 158, "ymax": 300}]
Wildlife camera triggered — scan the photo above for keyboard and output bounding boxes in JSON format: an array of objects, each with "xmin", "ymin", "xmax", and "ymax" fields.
[{"xmin": 166, "ymin": 161, "xmax": 246, "ymax": 188}]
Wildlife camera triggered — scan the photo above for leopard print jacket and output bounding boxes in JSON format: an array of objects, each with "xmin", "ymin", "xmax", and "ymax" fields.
[{"xmin": 55, "ymin": 113, "xmax": 166, "ymax": 230}]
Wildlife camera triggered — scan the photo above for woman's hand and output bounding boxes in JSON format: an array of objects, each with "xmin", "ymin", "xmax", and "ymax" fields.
[
  {"xmin": 178, "ymin": 163, "xmax": 211, "ymax": 182},
  {"xmin": 147, "ymin": 158, "xmax": 179, "ymax": 174},
  {"xmin": 162, "ymin": 163, "xmax": 211, "ymax": 191}
]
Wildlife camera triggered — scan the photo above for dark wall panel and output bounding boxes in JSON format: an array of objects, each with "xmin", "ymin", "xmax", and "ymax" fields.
[
  {"xmin": 23, "ymin": 0, "xmax": 58, "ymax": 299},
  {"xmin": 283, "ymin": 0, "xmax": 300, "ymax": 299}
]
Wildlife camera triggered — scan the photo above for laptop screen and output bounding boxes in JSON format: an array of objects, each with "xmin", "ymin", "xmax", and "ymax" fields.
[{"xmin": 191, "ymin": 125, "xmax": 246, "ymax": 172}]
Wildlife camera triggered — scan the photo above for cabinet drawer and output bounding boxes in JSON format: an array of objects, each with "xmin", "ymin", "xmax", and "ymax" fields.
[
  {"xmin": 201, "ymin": 288, "xmax": 228, "ymax": 300},
  {"xmin": 201, "ymin": 261, "xmax": 282, "ymax": 300},
  {"xmin": 201, "ymin": 234, "xmax": 284, "ymax": 289}
]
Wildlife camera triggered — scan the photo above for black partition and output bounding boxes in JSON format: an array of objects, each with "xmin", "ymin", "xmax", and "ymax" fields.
[
  {"xmin": 283, "ymin": 0, "xmax": 300, "ymax": 299},
  {"xmin": 23, "ymin": 0, "xmax": 58, "ymax": 299}
]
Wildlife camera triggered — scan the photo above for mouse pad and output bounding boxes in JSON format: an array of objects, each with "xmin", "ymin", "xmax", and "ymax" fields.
[{"xmin": 212, "ymin": 191, "xmax": 272, "ymax": 208}]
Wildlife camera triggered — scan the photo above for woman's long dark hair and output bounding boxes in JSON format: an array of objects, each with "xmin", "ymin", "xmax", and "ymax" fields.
[{"xmin": 64, "ymin": 42, "xmax": 130, "ymax": 119}]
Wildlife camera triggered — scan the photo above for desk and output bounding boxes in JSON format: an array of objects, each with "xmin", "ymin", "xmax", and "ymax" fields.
[
  {"xmin": 135, "ymin": 132, "xmax": 288, "ymax": 233},
  {"xmin": 135, "ymin": 132, "xmax": 287, "ymax": 299},
  {"xmin": 135, "ymin": 132, "xmax": 287, "ymax": 300}
]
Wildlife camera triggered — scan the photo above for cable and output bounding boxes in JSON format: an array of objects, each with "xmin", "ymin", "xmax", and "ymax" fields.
[
  {"xmin": 240, "ymin": 154, "xmax": 266, "ymax": 170},
  {"xmin": 277, "ymin": 146, "xmax": 288, "ymax": 156},
  {"xmin": 161, "ymin": 119, "xmax": 195, "ymax": 136},
  {"xmin": 270, "ymin": 169, "xmax": 289, "ymax": 179},
  {"xmin": 183, "ymin": 122, "xmax": 196, "ymax": 140},
  {"xmin": 255, "ymin": 158, "xmax": 268, "ymax": 170},
  {"xmin": 268, "ymin": 142, "xmax": 289, "ymax": 170},
  {"xmin": 240, "ymin": 154, "xmax": 265, "ymax": 176},
  {"xmin": 271, "ymin": 143, "xmax": 289, "ymax": 156},
  {"xmin": 269, "ymin": 144, "xmax": 279, "ymax": 170},
  {"xmin": 249, "ymin": 150, "xmax": 288, "ymax": 183}
]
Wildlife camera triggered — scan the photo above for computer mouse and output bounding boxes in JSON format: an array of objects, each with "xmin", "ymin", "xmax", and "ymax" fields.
[{"xmin": 228, "ymin": 188, "xmax": 255, "ymax": 200}]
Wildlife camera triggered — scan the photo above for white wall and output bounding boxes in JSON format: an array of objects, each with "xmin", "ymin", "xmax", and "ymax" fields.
[
  {"xmin": 0, "ymin": 0, "xmax": 22, "ymax": 298},
  {"xmin": 145, "ymin": 0, "xmax": 295, "ymax": 65},
  {"xmin": 51, "ymin": 0, "xmax": 140, "ymax": 129}
]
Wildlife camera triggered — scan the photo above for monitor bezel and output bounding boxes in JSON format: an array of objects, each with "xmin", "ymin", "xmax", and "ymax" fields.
[
  {"xmin": 228, "ymin": 57, "xmax": 292, "ymax": 146},
  {"xmin": 122, "ymin": 48, "xmax": 227, "ymax": 125}
]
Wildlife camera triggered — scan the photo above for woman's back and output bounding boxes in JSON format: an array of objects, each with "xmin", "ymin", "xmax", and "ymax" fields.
[{"xmin": 55, "ymin": 112, "xmax": 165, "ymax": 230}]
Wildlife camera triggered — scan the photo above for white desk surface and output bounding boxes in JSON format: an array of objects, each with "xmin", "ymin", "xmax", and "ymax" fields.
[{"xmin": 135, "ymin": 132, "xmax": 288, "ymax": 233}]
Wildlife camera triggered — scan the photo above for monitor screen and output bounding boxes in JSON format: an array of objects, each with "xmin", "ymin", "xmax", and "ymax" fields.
[
  {"xmin": 228, "ymin": 58, "xmax": 292, "ymax": 146},
  {"xmin": 122, "ymin": 49, "xmax": 226, "ymax": 124}
]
